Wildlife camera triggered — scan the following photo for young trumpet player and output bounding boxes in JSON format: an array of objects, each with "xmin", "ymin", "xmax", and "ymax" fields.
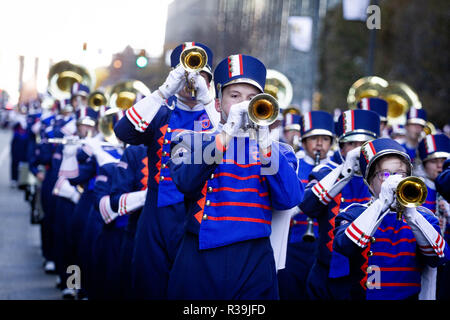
[{"xmin": 333, "ymin": 138, "xmax": 448, "ymax": 300}]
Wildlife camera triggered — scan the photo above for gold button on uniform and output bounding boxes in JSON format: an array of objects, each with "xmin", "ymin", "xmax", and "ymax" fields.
[
  {"xmin": 370, "ymin": 237, "xmax": 376, "ymax": 243},
  {"xmin": 167, "ymin": 127, "xmax": 172, "ymax": 133},
  {"xmin": 163, "ymin": 139, "xmax": 169, "ymax": 145},
  {"xmin": 202, "ymin": 214, "xmax": 208, "ymax": 220},
  {"xmin": 367, "ymin": 266, "xmax": 373, "ymax": 273},
  {"xmin": 205, "ymin": 200, "xmax": 211, "ymax": 206},
  {"xmin": 161, "ymin": 163, "xmax": 166, "ymax": 169},
  {"xmin": 210, "ymin": 173, "xmax": 214, "ymax": 179},
  {"xmin": 207, "ymin": 187, "xmax": 213, "ymax": 193},
  {"xmin": 160, "ymin": 176, "xmax": 165, "ymax": 181},
  {"xmin": 367, "ymin": 251, "xmax": 373, "ymax": 257}
]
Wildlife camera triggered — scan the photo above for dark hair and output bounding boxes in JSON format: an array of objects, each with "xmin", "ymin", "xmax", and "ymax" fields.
[{"xmin": 367, "ymin": 154, "xmax": 411, "ymax": 185}]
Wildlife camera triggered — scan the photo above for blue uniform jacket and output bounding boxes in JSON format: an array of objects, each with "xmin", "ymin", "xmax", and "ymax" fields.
[{"xmin": 168, "ymin": 130, "xmax": 303, "ymax": 250}]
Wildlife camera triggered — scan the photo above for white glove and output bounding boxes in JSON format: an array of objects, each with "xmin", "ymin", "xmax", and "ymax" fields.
[
  {"xmin": 53, "ymin": 177, "xmax": 80, "ymax": 203},
  {"xmin": 257, "ymin": 125, "xmax": 271, "ymax": 150},
  {"xmin": 222, "ymin": 101, "xmax": 249, "ymax": 137},
  {"xmin": 82, "ymin": 137, "xmax": 119, "ymax": 167},
  {"xmin": 312, "ymin": 164, "xmax": 351, "ymax": 205},
  {"xmin": 158, "ymin": 65, "xmax": 187, "ymax": 99},
  {"xmin": 187, "ymin": 72, "xmax": 212, "ymax": 105},
  {"xmin": 378, "ymin": 174, "xmax": 404, "ymax": 211},
  {"xmin": 118, "ymin": 189, "xmax": 147, "ymax": 215},
  {"xmin": 341, "ymin": 146, "xmax": 361, "ymax": 178},
  {"xmin": 403, "ymin": 207, "xmax": 445, "ymax": 258}
]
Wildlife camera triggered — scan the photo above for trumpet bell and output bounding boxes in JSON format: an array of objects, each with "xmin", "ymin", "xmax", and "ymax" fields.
[
  {"xmin": 180, "ymin": 46, "xmax": 207, "ymax": 72},
  {"xmin": 248, "ymin": 93, "xmax": 279, "ymax": 126},
  {"xmin": 265, "ymin": 69, "xmax": 293, "ymax": 109},
  {"xmin": 347, "ymin": 76, "xmax": 389, "ymax": 109},
  {"xmin": 88, "ymin": 91, "xmax": 108, "ymax": 111},
  {"xmin": 396, "ymin": 176, "xmax": 427, "ymax": 208},
  {"xmin": 98, "ymin": 110, "xmax": 120, "ymax": 145}
]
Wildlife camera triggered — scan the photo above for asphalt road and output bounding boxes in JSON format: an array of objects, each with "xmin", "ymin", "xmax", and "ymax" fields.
[{"xmin": 0, "ymin": 128, "xmax": 60, "ymax": 300}]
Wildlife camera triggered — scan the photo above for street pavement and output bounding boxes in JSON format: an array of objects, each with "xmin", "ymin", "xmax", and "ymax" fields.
[{"xmin": 0, "ymin": 128, "xmax": 60, "ymax": 300}]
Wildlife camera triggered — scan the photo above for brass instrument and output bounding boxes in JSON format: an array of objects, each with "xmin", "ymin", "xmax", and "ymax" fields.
[
  {"xmin": 395, "ymin": 176, "xmax": 428, "ymax": 220},
  {"xmin": 47, "ymin": 136, "xmax": 81, "ymax": 145},
  {"xmin": 423, "ymin": 121, "xmax": 437, "ymax": 136},
  {"xmin": 48, "ymin": 61, "xmax": 93, "ymax": 100},
  {"xmin": 109, "ymin": 80, "xmax": 151, "ymax": 110},
  {"xmin": 436, "ymin": 193, "xmax": 447, "ymax": 236},
  {"xmin": 98, "ymin": 108, "xmax": 122, "ymax": 145},
  {"xmin": 247, "ymin": 93, "xmax": 279, "ymax": 127},
  {"xmin": 347, "ymin": 76, "xmax": 388, "ymax": 109},
  {"xmin": 179, "ymin": 46, "xmax": 208, "ymax": 99},
  {"xmin": 88, "ymin": 90, "xmax": 108, "ymax": 111},
  {"xmin": 382, "ymin": 81, "xmax": 422, "ymax": 124},
  {"xmin": 265, "ymin": 69, "xmax": 293, "ymax": 109},
  {"xmin": 303, "ymin": 150, "xmax": 321, "ymax": 242}
]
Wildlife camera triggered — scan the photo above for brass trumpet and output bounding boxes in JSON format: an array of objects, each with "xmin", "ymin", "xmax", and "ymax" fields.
[
  {"xmin": 179, "ymin": 46, "xmax": 208, "ymax": 99},
  {"xmin": 247, "ymin": 93, "xmax": 279, "ymax": 127},
  {"xmin": 395, "ymin": 176, "xmax": 428, "ymax": 220},
  {"xmin": 88, "ymin": 90, "xmax": 108, "ymax": 111}
]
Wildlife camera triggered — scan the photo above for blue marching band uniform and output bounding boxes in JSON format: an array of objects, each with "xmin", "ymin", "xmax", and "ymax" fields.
[{"xmin": 5, "ymin": 41, "xmax": 450, "ymax": 301}]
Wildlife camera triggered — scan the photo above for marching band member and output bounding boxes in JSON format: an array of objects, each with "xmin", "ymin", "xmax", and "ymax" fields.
[
  {"xmin": 417, "ymin": 133, "xmax": 450, "ymax": 300},
  {"xmin": 333, "ymin": 138, "xmax": 449, "ymax": 300},
  {"xmin": 278, "ymin": 110, "xmax": 334, "ymax": 300},
  {"xmin": 52, "ymin": 105, "xmax": 98, "ymax": 299},
  {"xmin": 114, "ymin": 42, "xmax": 217, "ymax": 299},
  {"xmin": 299, "ymin": 109, "xmax": 380, "ymax": 299},
  {"xmin": 166, "ymin": 54, "xmax": 303, "ymax": 299},
  {"xmin": 280, "ymin": 108, "xmax": 301, "ymax": 151},
  {"xmin": 389, "ymin": 123, "xmax": 407, "ymax": 145},
  {"xmin": 9, "ymin": 103, "xmax": 29, "ymax": 188},
  {"xmin": 357, "ymin": 97, "xmax": 389, "ymax": 138},
  {"xmin": 436, "ymin": 159, "xmax": 450, "ymax": 203},
  {"xmin": 402, "ymin": 107, "xmax": 427, "ymax": 164},
  {"xmin": 108, "ymin": 144, "xmax": 148, "ymax": 299}
]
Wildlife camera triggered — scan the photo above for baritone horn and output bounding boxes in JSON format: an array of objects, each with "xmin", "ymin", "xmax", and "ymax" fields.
[
  {"xmin": 347, "ymin": 76, "xmax": 388, "ymax": 109},
  {"xmin": 395, "ymin": 176, "xmax": 428, "ymax": 220},
  {"xmin": 382, "ymin": 81, "xmax": 422, "ymax": 125},
  {"xmin": 179, "ymin": 45, "xmax": 208, "ymax": 99},
  {"xmin": 109, "ymin": 80, "xmax": 151, "ymax": 110},
  {"xmin": 264, "ymin": 69, "xmax": 293, "ymax": 109},
  {"xmin": 48, "ymin": 61, "xmax": 93, "ymax": 100}
]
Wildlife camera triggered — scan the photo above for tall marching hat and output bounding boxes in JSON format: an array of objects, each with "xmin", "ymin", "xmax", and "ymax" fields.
[
  {"xmin": 71, "ymin": 82, "xmax": 90, "ymax": 98},
  {"xmin": 76, "ymin": 105, "xmax": 98, "ymax": 127},
  {"xmin": 283, "ymin": 110, "xmax": 301, "ymax": 131},
  {"xmin": 357, "ymin": 97, "xmax": 388, "ymax": 122},
  {"xmin": 359, "ymin": 137, "xmax": 412, "ymax": 182},
  {"xmin": 389, "ymin": 124, "xmax": 407, "ymax": 137},
  {"xmin": 300, "ymin": 110, "xmax": 335, "ymax": 140},
  {"xmin": 336, "ymin": 109, "xmax": 380, "ymax": 143},
  {"xmin": 59, "ymin": 98, "xmax": 73, "ymax": 113},
  {"xmin": 214, "ymin": 54, "xmax": 266, "ymax": 98},
  {"xmin": 418, "ymin": 134, "xmax": 450, "ymax": 162},
  {"xmin": 170, "ymin": 42, "xmax": 214, "ymax": 80},
  {"xmin": 406, "ymin": 107, "xmax": 427, "ymax": 126}
]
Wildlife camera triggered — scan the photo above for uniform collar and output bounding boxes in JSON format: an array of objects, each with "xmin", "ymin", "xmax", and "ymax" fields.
[{"xmin": 175, "ymin": 95, "xmax": 205, "ymax": 112}]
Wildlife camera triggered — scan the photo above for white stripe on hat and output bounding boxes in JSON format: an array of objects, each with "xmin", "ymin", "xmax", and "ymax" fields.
[
  {"xmin": 343, "ymin": 110, "xmax": 354, "ymax": 133},
  {"xmin": 228, "ymin": 54, "xmax": 243, "ymax": 78},
  {"xmin": 361, "ymin": 98, "xmax": 370, "ymax": 110},
  {"xmin": 183, "ymin": 42, "xmax": 195, "ymax": 49},
  {"xmin": 409, "ymin": 108, "xmax": 418, "ymax": 119},
  {"xmin": 303, "ymin": 112, "xmax": 312, "ymax": 132},
  {"xmin": 425, "ymin": 135, "xmax": 436, "ymax": 154}
]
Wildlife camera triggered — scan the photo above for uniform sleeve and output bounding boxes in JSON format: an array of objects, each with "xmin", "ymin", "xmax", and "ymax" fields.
[
  {"xmin": 263, "ymin": 142, "xmax": 304, "ymax": 210},
  {"xmin": 299, "ymin": 166, "xmax": 332, "ymax": 218},
  {"xmin": 333, "ymin": 204, "xmax": 368, "ymax": 257},
  {"xmin": 68, "ymin": 158, "xmax": 97, "ymax": 186},
  {"xmin": 109, "ymin": 147, "xmax": 138, "ymax": 212},
  {"xmin": 93, "ymin": 164, "xmax": 116, "ymax": 211},
  {"xmin": 113, "ymin": 97, "xmax": 166, "ymax": 146}
]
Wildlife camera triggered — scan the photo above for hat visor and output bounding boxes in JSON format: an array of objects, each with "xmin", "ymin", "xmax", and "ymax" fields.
[
  {"xmin": 77, "ymin": 117, "xmax": 97, "ymax": 127},
  {"xmin": 339, "ymin": 130, "xmax": 377, "ymax": 143},
  {"xmin": 423, "ymin": 152, "xmax": 450, "ymax": 163},
  {"xmin": 284, "ymin": 124, "xmax": 301, "ymax": 131},
  {"xmin": 222, "ymin": 78, "xmax": 264, "ymax": 93},
  {"xmin": 301, "ymin": 129, "xmax": 334, "ymax": 140},
  {"xmin": 407, "ymin": 118, "xmax": 426, "ymax": 127}
]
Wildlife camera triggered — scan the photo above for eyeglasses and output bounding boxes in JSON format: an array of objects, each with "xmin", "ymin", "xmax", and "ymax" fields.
[{"xmin": 374, "ymin": 169, "xmax": 408, "ymax": 181}]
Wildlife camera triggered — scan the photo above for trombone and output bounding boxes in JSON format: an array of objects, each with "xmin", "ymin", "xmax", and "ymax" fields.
[
  {"xmin": 179, "ymin": 45, "xmax": 208, "ymax": 99},
  {"xmin": 395, "ymin": 176, "xmax": 428, "ymax": 220}
]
